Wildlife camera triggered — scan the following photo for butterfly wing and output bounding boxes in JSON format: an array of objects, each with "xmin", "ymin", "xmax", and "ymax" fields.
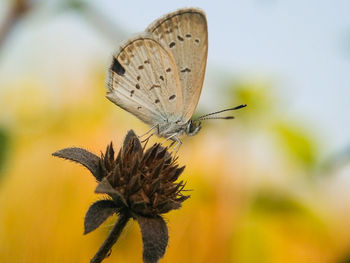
[
  {"xmin": 146, "ymin": 8, "xmax": 208, "ymax": 122},
  {"xmin": 106, "ymin": 34, "xmax": 184, "ymax": 126}
]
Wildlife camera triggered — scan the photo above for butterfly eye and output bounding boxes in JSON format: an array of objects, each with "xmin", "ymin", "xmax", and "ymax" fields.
[
  {"xmin": 189, "ymin": 125, "xmax": 195, "ymax": 133},
  {"xmin": 111, "ymin": 57, "xmax": 125, "ymax": 76},
  {"xmin": 187, "ymin": 121, "xmax": 201, "ymax": 135}
]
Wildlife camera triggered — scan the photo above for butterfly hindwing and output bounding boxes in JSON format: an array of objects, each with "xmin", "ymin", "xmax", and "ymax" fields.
[
  {"xmin": 106, "ymin": 35, "xmax": 184, "ymax": 126},
  {"xmin": 146, "ymin": 8, "xmax": 208, "ymax": 121}
]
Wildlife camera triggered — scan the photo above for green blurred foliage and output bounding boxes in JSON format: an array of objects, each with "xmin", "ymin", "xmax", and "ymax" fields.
[
  {"xmin": 232, "ymin": 189, "xmax": 330, "ymax": 263},
  {"xmin": 272, "ymin": 121, "xmax": 319, "ymax": 170},
  {"xmin": 227, "ymin": 79, "xmax": 276, "ymax": 121},
  {"xmin": 0, "ymin": 127, "xmax": 10, "ymax": 177},
  {"xmin": 58, "ymin": 0, "xmax": 87, "ymax": 12},
  {"xmin": 250, "ymin": 189, "xmax": 328, "ymax": 238},
  {"xmin": 226, "ymin": 78, "xmax": 319, "ymax": 171},
  {"xmin": 252, "ymin": 190, "xmax": 314, "ymax": 217}
]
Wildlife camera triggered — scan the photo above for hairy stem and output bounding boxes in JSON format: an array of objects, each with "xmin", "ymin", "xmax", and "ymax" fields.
[{"xmin": 90, "ymin": 212, "xmax": 130, "ymax": 263}]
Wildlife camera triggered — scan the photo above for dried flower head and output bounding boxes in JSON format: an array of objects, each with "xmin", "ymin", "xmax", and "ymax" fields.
[{"xmin": 52, "ymin": 130, "xmax": 189, "ymax": 263}]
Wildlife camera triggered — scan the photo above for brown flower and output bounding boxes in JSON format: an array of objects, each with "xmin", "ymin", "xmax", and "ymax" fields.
[{"xmin": 52, "ymin": 130, "xmax": 189, "ymax": 263}]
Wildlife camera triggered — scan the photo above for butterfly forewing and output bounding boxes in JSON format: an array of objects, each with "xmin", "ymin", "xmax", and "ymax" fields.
[
  {"xmin": 107, "ymin": 35, "xmax": 184, "ymax": 126},
  {"xmin": 146, "ymin": 8, "xmax": 208, "ymax": 122}
]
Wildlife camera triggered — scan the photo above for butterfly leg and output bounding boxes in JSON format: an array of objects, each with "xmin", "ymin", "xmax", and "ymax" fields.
[
  {"xmin": 161, "ymin": 133, "xmax": 177, "ymax": 145},
  {"xmin": 171, "ymin": 137, "xmax": 182, "ymax": 155},
  {"xmin": 161, "ymin": 134, "xmax": 182, "ymax": 154},
  {"xmin": 138, "ymin": 124, "xmax": 159, "ymax": 139},
  {"xmin": 140, "ymin": 133, "xmax": 153, "ymax": 143},
  {"xmin": 141, "ymin": 133, "xmax": 154, "ymax": 152}
]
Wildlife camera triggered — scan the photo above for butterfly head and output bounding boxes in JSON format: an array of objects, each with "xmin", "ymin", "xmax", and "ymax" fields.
[
  {"xmin": 186, "ymin": 104, "xmax": 247, "ymax": 137},
  {"xmin": 186, "ymin": 120, "xmax": 202, "ymax": 136}
]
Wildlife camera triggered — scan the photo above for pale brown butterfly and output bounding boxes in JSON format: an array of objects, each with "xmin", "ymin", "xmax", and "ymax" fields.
[{"xmin": 106, "ymin": 8, "xmax": 246, "ymax": 148}]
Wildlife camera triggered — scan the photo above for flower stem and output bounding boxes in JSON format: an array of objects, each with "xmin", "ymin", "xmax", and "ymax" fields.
[{"xmin": 90, "ymin": 212, "xmax": 130, "ymax": 263}]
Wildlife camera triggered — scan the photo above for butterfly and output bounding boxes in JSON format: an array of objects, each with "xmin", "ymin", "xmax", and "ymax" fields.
[{"xmin": 106, "ymin": 7, "xmax": 246, "ymax": 147}]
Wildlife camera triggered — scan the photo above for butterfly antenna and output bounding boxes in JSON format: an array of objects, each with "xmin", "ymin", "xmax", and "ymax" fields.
[
  {"xmin": 196, "ymin": 104, "xmax": 247, "ymax": 121},
  {"xmin": 199, "ymin": 116, "xmax": 234, "ymax": 121}
]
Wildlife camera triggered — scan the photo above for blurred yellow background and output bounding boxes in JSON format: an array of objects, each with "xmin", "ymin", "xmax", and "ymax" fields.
[{"xmin": 0, "ymin": 1, "xmax": 350, "ymax": 262}]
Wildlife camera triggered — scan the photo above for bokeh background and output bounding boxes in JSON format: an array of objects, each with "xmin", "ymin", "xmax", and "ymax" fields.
[{"xmin": 1, "ymin": 0, "xmax": 350, "ymax": 262}]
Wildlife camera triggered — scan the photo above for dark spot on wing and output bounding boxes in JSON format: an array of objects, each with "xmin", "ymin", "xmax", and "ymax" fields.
[
  {"xmin": 159, "ymin": 75, "xmax": 164, "ymax": 81},
  {"xmin": 149, "ymin": 84, "xmax": 161, "ymax": 90},
  {"xmin": 111, "ymin": 57, "xmax": 125, "ymax": 76},
  {"xmin": 195, "ymin": 38, "xmax": 200, "ymax": 43},
  {"xmin": 137, "ymin": 75, "xmax": 141, "ymax": 81},
  {"xmin": 137, "ymin": 106, "xmax": 142, "ymax": 110},
  {"xmin": 166, "ymin": 68, "xmax": 171, "ymax": 73},
  {"xmin": 144, "ymin": 59, "xmax": 150, "ymax": 64},
  {"xmin": 130, "ymin": 90, "xmax": 135, "ymax": 97},
  {"xmin": 135, "ymin": 84, "xmax": 140, "ymax": 89},
  {"xmin": 169, "ymin": 42, "xmax": 176, "ymax": 48},
  {"xmin": 138, "ymin": 65, "xmax": 144, "ymax": 70},
  {"xmin": 180, "ymin": 68, "xmax": 191, "ymax": 73},
  {"xmin": 177, "ymin": 35, "xmax": 184, "ymax": 41},
  {"xmin": 185, "ymin": 34, "xmax": 191, "ymax": 38},
  {"xmin": 155, "ymin": 99, "xmax": 160, "ymax": 104},
  {"xmin": 169, "ymin": 95, "xmax": 176, "ymax": 100}
]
